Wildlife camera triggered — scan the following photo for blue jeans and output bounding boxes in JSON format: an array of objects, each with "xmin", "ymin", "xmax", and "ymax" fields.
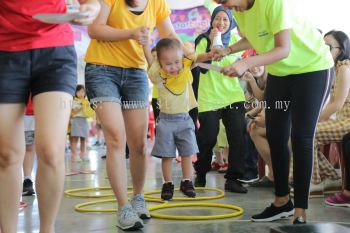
[{"xmin": 85, "ymin": 63, "xmax": 149, "ymax": 109}]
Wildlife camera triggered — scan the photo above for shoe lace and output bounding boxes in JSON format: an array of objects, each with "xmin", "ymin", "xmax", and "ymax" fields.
[
  {"xmin": 120, "ymin": 206, "xmax": 137, "ymax": 220},
  {"xmin": 133, "ymin": 196, "xmax": 146, "ymax": 211}
]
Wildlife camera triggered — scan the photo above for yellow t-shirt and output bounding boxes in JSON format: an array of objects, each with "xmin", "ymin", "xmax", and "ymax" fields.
[
  {"xmin": 148, "ymin": 55, "xmax": 198, "ymax": 114},
  {"xmin": 233, "ymin": 0, "xmax": 333, "ymax": 76},
  {"xmin": 85, "ymin": 0, "xmax": 171, "ymax": 70}
]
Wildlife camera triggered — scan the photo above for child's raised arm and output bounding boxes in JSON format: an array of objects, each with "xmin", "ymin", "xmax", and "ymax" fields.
[{"xmin": 143, "ymin": 44, "xmax": 154, "ymax": 67}]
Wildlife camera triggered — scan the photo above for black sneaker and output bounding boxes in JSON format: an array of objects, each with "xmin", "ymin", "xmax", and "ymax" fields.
[
  {"xmin": 180, "ymin": 180, "xmax": 196, "ymax": 198},
  {"xmin": 293, "ymin": 216, "xmax": 306, "ymax": 224},
  {"xmin": 225, "ymin": 179, "xmax": 248, "ymax": 193},
  {"xmin": 249, "ymin": 176, "xmax": 274, "ymax": 188},
  {"xmin": 22, "ymin": 179, "xmax": 35, "ymax": 196},
  {"xmin": 238, "ymin": 170, "xmax": 259, "ymax": 184},
  {"xmin": 251, "ymin": 200, "xmax": 294, "ymax": 222},
  {"xmin": 161, "ymin": 182, "xmax": 174, "ymax": 200},
  {"xmin": 194, "ymin": 174, "xmax": 206, "ymax": 187}
]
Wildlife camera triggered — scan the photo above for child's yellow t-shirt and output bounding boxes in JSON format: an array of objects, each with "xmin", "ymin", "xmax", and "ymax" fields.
[
  {"xmin": 85, "ymin": 0, "xmax": 171, "ymax": 70},
  {"xmin": 148, "ymin": 54, "xmax": 198, "ymax": 114}
]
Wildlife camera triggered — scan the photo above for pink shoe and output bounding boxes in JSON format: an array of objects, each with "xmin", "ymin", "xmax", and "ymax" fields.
[{"xmin": 325, "ymin": 192, "xmax": 350, "ymax": 207}]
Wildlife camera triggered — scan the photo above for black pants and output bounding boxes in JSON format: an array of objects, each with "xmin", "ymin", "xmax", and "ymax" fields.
[
  {"xmin": 194, "ymin": 102, "xmax": 245, "ymax": 180},
  {"xmin": 265, "ymin": 69, "xmax": 332, "ymax": 209},
  {"xmin": 342, "ymin": 133, "xmax": 350, "ymax": 191}
]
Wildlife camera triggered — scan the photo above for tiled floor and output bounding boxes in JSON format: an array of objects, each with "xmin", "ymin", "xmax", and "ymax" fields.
[{"xmin": 17, "ymin": 143, "xmax": 350, "ymax": 233}]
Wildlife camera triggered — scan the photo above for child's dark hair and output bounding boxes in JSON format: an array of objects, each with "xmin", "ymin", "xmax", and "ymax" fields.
[
  {"xmin": 156, "ymin": 38, "xmax": 181, "ymax": 60},
  {"xmin": 75, "ymin": 84, "xmax": 86, "ymax": 98},
  {"xmin": 324, "ymin": 30, "xmax": 350, "ymax": 63},
  {"xmin": 151, "ymin": 47, "xmax": 156, "ymax": 53},
  {"xmin": 125, "ymin": 0, "xmax": 137, "ymax": 7}
]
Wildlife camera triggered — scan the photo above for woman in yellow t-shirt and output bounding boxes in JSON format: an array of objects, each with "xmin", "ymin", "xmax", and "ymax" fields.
[
  {"xmin": 84, "ymin": 0, "xmax": 179, "ymax": 230},
  {"xmin": 214, "ymin": 0, "xmax": 334, "ymax": 224}
]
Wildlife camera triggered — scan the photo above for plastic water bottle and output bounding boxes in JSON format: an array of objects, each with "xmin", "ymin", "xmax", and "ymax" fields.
[{"xmin": 212, "ymin": 31, "xmax": 223, "ymax": 48}]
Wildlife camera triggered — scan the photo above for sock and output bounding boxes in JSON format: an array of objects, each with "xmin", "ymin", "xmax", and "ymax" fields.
[
  {"xmin": 133, "ymin": 193, "xmax": 144, "ymax": 199},
  {"xmin": 164, "ymin": 181, "xmax": 173, "ymax": 184},
  {"xmin": 24, "ymin": 176, "xmax": 32, "ymax": 181},
  {"xmin": 182, "ymin": 179, "xmax": 191, "ymax": 182}
]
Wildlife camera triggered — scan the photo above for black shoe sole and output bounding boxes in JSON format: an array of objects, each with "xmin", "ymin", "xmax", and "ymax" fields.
[
  {"xmin": 139, "ymin": 214, "xmax": 151, "ymax": 220},
  {"xmin": 118, "ymin": 221, "xmax": 144, "ymax": 231},
  {"xmin": 22, "ymin": 190, "xmax": 35, "ymax": 196}
]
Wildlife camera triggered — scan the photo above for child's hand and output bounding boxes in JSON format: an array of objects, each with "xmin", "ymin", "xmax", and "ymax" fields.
[
  {"xmin": 73, "ymin": 0, "xmax": 100, "ymax": 25},
  {"xmin": 253, "ymin": 113, "xmax": 266, "ymax": 128},
  {"xmin": 241, "ymin": 71, "xmax": 255, "ymax": 83},
  {"xmin": 132, "ymin": 27, "xmax": 149, "ymax": 45}
]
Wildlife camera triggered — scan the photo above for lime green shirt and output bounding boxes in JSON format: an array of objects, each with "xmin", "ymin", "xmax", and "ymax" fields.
[
  {"xmin": 233, "ymin": 0, "xmax": 333, "ymax": 76},
  {"xmin": 196, "ymin": 33, "xmax": 245, "ymax": 113}
]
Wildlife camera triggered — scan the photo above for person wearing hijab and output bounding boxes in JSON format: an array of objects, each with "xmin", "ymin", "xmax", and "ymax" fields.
[{"xmin": 193, "ymin": 6, "xmax": 247, "ymax": 193}]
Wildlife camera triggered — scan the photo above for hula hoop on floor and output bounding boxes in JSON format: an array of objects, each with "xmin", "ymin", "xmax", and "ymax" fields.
[
  {"xmin": 144, "ymin": 187, "xmax": 225, "ymax": 201},
  {"xmin": 75, "ymin": 198, "xmax": 166, "ymax": 213},
  {"xmin": 64, "ymin": 186, "xmax": 133, "ymax": 198},
  {"xmin": 148, "ymin": 202, "xmax": 244, "ymax": 220}
]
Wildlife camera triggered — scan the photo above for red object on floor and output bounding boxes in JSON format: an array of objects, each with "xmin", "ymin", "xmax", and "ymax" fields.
[
  {"xmin": 19, "ymin": 201, "xmax": 28, "ymax": 211},
  {"xmin": 148, "ymin": 105, "xmax": 155, "ymax": 140}
]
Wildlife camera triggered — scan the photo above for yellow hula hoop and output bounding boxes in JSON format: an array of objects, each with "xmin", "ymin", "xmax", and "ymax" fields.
[
  {"xmin": 144, "ymin": 187, "xmax": 225, "ymax": 201},
  {"xmin": 75, "ymin": 198, "xmax": 167, "ymax": 213},
  {"xmin": 149, "ymin": 202, "xmax": 244, "ymax": 220},
  {"xmin": 64, "ymin": 186, "xmax": 133, "ymax": 198}
]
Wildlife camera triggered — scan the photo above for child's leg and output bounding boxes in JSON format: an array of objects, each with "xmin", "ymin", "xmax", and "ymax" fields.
[
  {"xmin": 23, "ymin": 143, "xmax": 36, "ymax": 179},
  {"xmin": 0, "ymin": 104, "xmax": 26, "ymax": 233},
  {"xmin": 162, "ymin": 158, "xmax": 173, "ymax": 182},
  {"xmin": 70, "ymin": 137, "xmax": 79, "ymax": 160},
  {"xmin": 181, "ymin": 156, "xmax": 193, "ymax": 180},
  {"xmin": 79, "ymin": 137, "xmax": 87, "ymax": 158},
  {"xmin": 34, "ymin": 92, "xmax": 72, "ymax": 233}
]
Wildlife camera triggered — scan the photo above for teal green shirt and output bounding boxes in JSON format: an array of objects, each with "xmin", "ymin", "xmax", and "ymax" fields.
[
  {"xmin": 196, "ymin": 33, "xmax": 245, "ymax": 113},
  {"xmin": 233, "ymin": 0, "xmax": 333, "ymax": 76}
]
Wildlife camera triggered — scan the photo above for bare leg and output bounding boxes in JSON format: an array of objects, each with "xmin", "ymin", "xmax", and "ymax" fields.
[
  {"xmin": 34, "ymin": 92, "xmax": 72, "ymax": 233},
  {"xmin": 96, "ymin": 103, "xmax": 128, "ymax": 207},
  {"xmin": 181, "ymin": 156, "xmax": 193, "ymax": 180},
  {"xmin": 250, "ymin": 126, "xmax": 274, "ymax": 180},
  {"xmin": 23, "ymin": 144, "xmax": 36, "ymax": 178},
  {"xmin": 162, "ymin": 158, "xmax": 173, "ymax": 182},
  {"xmin": 0, "ymin": 104, "xmax": 25, "ymax": 233},
  {"xmin": 70, "ymin": 137, "xmax": 78, "ymax": 160},
  {"xmin": 79, "ymin": 137, "xmax": 86, "ymax": 158},
  {"xmin": 123, "ymin": 109, "xmax": 148, "ymax": 195}
]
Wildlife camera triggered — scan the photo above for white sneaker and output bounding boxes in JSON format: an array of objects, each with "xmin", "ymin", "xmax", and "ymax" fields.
[
  {"xmin": 131, "ymin": 194, "xmax": 151, "ymax": 219},
  {"xmin": 117, "ymin": 203, "xmax": 143, "ymax": 230}
]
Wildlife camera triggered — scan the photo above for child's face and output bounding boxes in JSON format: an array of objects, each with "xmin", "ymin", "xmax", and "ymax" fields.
[
  {"xmin": 249, "ymin": 66, "xmax": 264, "ymax": 77},
  {"xmin": 76, "ymin": 89, "xmax": 85, "ymax": 99},
  {"xmin": 212, "ymin": 11, "xmax": 230, "ymax": 33},
  {"xmin": 159, "ymin": 48, "xmax": 183, "ymax": 76}
]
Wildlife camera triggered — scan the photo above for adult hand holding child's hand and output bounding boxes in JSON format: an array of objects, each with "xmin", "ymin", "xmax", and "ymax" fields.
[{"xmin": 132, "ymin": 27, "xmax": 150, "ymax": 46}]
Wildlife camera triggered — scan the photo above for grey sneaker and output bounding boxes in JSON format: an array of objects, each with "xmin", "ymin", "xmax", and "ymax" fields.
[
  {"xmin": 117, "ymin": 203, "xmax": 143, "ymax": 230},
  {"xmin": 131, "ymin": 194, "xmax": 151, "ymax": 219}
]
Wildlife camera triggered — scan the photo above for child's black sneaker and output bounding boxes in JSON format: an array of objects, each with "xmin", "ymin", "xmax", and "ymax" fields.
[
  {"xmin": 180, "ymin": 180, "xmax": 196, "ymax": 198},
  {"xmin": 251, "ymin": 199, "xmax": 294, "ymax": 222},
  {"xmin": 22, "ymin": 179, "xmax": 35, "ymax": 196},
  {"xmin": 161, "ymin": 182, "xmax": 174, "ymax": 200}
]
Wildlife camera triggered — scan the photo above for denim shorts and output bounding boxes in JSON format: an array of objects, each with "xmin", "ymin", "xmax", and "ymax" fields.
[
  {"xmin": 85, "ymin": 63, "xmax": 149, "ymax": 109},
  {"xmin": 151, "ymin": 112, "xmax": 199, "ymax": 158},
  {"xmin": 0, "ymin": 46, "xmax": 77, "ymax": 103}
]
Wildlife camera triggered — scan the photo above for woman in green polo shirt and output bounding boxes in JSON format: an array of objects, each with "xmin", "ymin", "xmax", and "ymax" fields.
[
  {"xmin": 214, "ymin": 0, "xmax": 334, "ymax": 224},
  {"xmin": 193, "ymin": 6, "xmax": 247, "ymax": 194}
]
